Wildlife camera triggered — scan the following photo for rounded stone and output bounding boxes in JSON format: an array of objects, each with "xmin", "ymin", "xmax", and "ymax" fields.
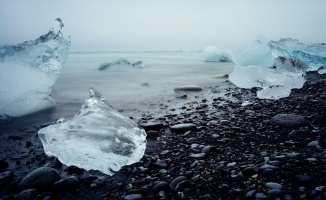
[
  {"xmin": 266, "ymin": 182, "xmax": 283, "ymax": 190},
  {"xmin": 170, "ymin": 123, "xmax": 196, "ymax": 133},
  {"xmin": 123, "ymin": 194, "xmax": 142, "ymax": 200},
  {"xmin": 19, "ymin": 167, "xmax": 60, "ymax": 190},
  {"xmin": 170, "ymin": 176, "xmax": 187, "ymax": 190},
  {"xmin": 271, "ymin": 114, "xmax": 309, "ymax": 128},
  {"xmin": 16, "ymin": 189, "xmax": 38, "ymax": 200}
]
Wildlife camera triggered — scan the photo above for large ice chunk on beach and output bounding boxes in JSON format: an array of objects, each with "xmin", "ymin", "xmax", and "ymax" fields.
[
  {"xmin": 229, "ymin": 65, "xmax": 305, "ymax": 99},
  {"xmin": 0, "ymin": 26, "xmax": 70, "ymax": 120},
  {"xmin": 203, "ymin": 46, "xmax": 232, "ymax": 62},
  {"xmin": 268, "ymin": 38, "xmax": 326, "ymax": 70},
  {"xmin": 232, "ymin": 35, "xmax": 275, "ymax": 67},
  {"xmin": 38, "ymin": 88, "xmax": 147, "ymax": 175}
]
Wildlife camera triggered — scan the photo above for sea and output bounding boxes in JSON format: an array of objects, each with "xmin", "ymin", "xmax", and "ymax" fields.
[{"xmin": 0, "ymin": 51, "xmax": 234, "ymax": 133}]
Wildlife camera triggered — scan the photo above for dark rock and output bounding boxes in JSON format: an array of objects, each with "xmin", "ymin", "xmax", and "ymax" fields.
[
  {"xmin": 174, "ymin": 85, "xmax": 203, "ymax": 92},
  {"xmin": 153, "ymin": 181, "xmax": 169, "ymax": 192},
  {"xmin": 154, "ymin": 160, "xmax": 168, "ymax": 169},
  {"xmin": 271, "ymin": 114, "xmax": 309, "ymax": 128},
  {"xmin": 25, "ymin": 141, "xmax": 32, "ymax": 147},
  {"xmin": 242, "ymin": 167, "xmax": 256, "ymax": 178},
  {"xmin": 267, "ymin": 189, "xmax": 283, "ymax": 197},
  {"xmin": 16, "ymin": 189, "xmax": 39, "ymax": 200},
  {"xmin": 294, "ymin": 175, "xmax": 314, "ymax": 185},
  {"xmin": 186, "ymin": 137, "xmax": 197, "ymax": 144},
  {"xmin": 123, "ymin": 194, "xmax": 142, "ymax": 200},
  {"xmin": 245, "ymin": 189, "xmax": 256, "ymax": 198},
  {"xmin": 170, "ymin": 176, "xmax": 187, "ymax": 191},
  {"xmin": 0, "ymin": 171, "xmax": 14, "ymax": 188},
  {"xmin": 53, "ymin": 176, "xmax": 78, "ymax": 192},
  {"xmin": 0, "ymin": 160, "xmax": 9, "ymax": 172},
  {"xmin": 170, "ymin": 123, "xmax": 196, "ymax": 133},
  {"xmin": 146, "ymin": 130, "xmax": 158, "ymax": 140},
  {"xmin": 177, "ymin": 94, "xmax": 188, "ymax": 99},
  {"xmin": 19, "ymin": 167, "xmax": 60, "ymax": 191},
  {"xmin": 67, "ymin": 165, "xmax": 84, "ymax": 174},
  {"xmin": 201, "ymin": 145, "xmax": 215, "ymax": 154},
  {"xmin": 262, "ymin": 169, "xmax": 278, "ymax": 182},
  {"xmin": 140, "ymin": 122, "xmax": 165, "ymax": 131}
]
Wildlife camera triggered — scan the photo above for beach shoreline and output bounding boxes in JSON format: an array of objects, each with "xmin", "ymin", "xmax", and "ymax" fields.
[{"xmin": 0, "ymin": 72, "xmax": 325, "ymax": 199}]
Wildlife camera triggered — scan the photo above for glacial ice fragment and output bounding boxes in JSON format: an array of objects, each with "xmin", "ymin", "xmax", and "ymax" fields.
[
  {"xmin": 38, "ymin": 88, "xmax": 147, "ymax": 175},
  {"xmin": 99, "ymin": 58, "xmax": 144, "ymax": 70},
  {"xmin": 229, "ymin": 65, "xmax": 305, "ymax": 99},
  {"xmin": 0, "ymin": 27, "xmax": 70, "ymax": 120},
  {"xmin": 231, "ymin": 35, "xmax": 275, "ymax": 67},
  {"xmin": 203, "ymin": 46, "xmax": 232, "ymax": 62},
  {"xmin": 272, "ymin": 56, "xmax": 308, "ymax": 73},
  {"xmin": 268, "ymin": 38, "xmax": 326, "ymax": 70}
]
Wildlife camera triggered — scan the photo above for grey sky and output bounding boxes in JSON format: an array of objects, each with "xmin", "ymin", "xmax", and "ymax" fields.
[{"xmin": 0, "ymin": 0, "xmax": 325, "ymax": 51}]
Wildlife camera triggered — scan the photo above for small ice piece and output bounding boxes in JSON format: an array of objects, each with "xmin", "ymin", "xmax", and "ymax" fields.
[
  {"xmin": 232, "ymin": 35, "xmax": 275, "ymax": 67},
  {"xmin": 54, "ymin": 18, "xmax": 64, "ymax": 32},
  {"xmin": 38, "ymin": 88, "xmax": 147, "ymax": 175},
  {"xmin": 229, "ymin": 65, "xmax": 305, "ymax": 99},
  {"xmin": 268, "ymin": 37, "xmax": 326, "ymax": 71},
  {"xmin": 0, "ymin": 26, "xmax": 70, "ymax": 119},
  {"xmin": 203, "ymin": 46, "xmax": 232, "ymax": 62},
  {"xmin": 99, "ymin": 58, "xmax": 144, "ymax": 70}
]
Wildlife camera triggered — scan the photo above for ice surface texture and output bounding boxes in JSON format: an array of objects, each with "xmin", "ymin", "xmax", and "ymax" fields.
[
  {"xmin": 38, "ymin": 88, "xmax": 147, "ymax": 175},
  {"xmin": 232, "ymin": 35, "xmax": 275, "ymax": 67},
  {"xmin": 269, "ymin": 38, "xmax": 326, "ymax": 71},
  {"xmin": 0, "ymin": 29, "xmax": 70, "ymax": 119},
  {"xmin": 203, "ymin": 46, "xmax": 232, "ymax": 62},
  {"xmin": 229, "ymin": 65, "xmax": 305, "ymax": 99}
]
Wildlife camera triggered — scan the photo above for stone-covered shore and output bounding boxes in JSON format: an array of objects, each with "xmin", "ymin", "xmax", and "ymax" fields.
[{"xmin": 0, "ymin": 72, "xmax": 325, "ymax": 200}]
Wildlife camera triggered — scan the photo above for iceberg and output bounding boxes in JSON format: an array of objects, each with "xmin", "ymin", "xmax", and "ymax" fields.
[
  {"xmin": 0, "ymin": 24, "xmax": 70, "ymax": 121},
  {"xmin": 268, "ymin": 38, "xmax": 326, "ymax": 71},
  {"xmin": 203, "ymin": 46, "xmax": 232, "ymax": 62},
  {"xmin": 99, "ymin": 58, "xmax": 144, "ymax": 70},
  {"xmin": 38, "ymin": 88, "xmax": 147, "ymax": 175},
  {"xmin": 229, "ymin": 65, "xmax": 305, "ymax": 99},
  {"xmin": 231, "ymin": 35, "xmax": 275, "ymax": 67}
]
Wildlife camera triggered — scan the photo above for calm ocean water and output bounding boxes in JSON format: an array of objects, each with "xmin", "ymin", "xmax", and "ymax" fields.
[{"xmin": 0, "ymin": 51, "xmax": 234, "ymax": 133}]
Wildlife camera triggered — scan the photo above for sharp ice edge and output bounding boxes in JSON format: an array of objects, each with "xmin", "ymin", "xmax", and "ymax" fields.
[
  {"xmin": 203, "ymin": 46, "xmax": 232, "ymax": 62},
  {"xmin": 38, "ymin": 88, "xmax": 147, "ymax": 175},
  {"xmin": 268, "ymin": 38, "xmax": 326, "ymax": 71},
  {"xmin": 0, "ymin": 28, "xmax": 70, "ymax": 120}
]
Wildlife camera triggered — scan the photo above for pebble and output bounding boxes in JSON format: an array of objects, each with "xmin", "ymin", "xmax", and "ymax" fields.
[
  {"xmin": 170, "ymin": 123, "xmax": 196, "ymax": 133},
  {"xmin": 146, "ymin": 130, "xmax": 159, "ymax": 140},
  {"xmin": 294, "ymin": 175, "xmax": 313, "ymax": 185},
  {"xmin": 174, "ymin": 85, "xmax": 203, "ymax": 92},
  {"xmin": 19, "ymin": 167, "xmax": 61, "ymax": 190},
  {"xmin": 53, "ymin": 176, "xmax": 78, "ymax": 192},
  {"xmin": 170, "ymin": 176, "xmax": 187, "ymax": 191},
  {"xmin": 0, "ymin": 171, "xmax": 13, "ymax": 186},
  {"xmin": 154, "ymin": 160, "xmax": 168, "ymax": 168},
  {"xmin": 16, "ymin": 189, "xmax": 38, "ymax": 200},
  {"xmin": 226, "ymin": 162, "xmax": 237, "ymax": 168},
  {"xmin": 200, "ymin": 145, "xmax": 215, "ymax": 154},
  {"xmin": 189, "ymin": 153, "xmax": 206, "ymax": 158},
  {"xmin": 265, "ymin": 182, "xmax": 283, "ymax": 190},
  {"xmin": 0, "ymin": 160, "xmax": 8, "ymax": 172},
  {"xmin": 123, "ymin": 194, "xmax": 142, "ymax": 200},
  {"xmin": 153, "ymin": 181, "xmax": 169, "ymax": 192},
  {"xmin": 271, "ymin": 113, "xmax": 309, "ymax": 128}
]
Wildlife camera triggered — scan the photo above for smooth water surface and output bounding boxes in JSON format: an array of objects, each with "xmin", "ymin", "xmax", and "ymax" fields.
[{"xmin": 1, "ymin": 51, "xmax": 234, "ymax": 133}]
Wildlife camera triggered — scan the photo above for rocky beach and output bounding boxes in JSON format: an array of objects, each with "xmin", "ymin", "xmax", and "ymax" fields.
[{"xmin": 0, "ymin": 72, "xmax": 325, "ymax": 200}]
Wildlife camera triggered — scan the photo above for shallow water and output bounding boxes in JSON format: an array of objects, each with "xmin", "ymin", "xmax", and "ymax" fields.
[{"xmin": 0, "ymin": 51, "xmax": 234, "ymax": 133}]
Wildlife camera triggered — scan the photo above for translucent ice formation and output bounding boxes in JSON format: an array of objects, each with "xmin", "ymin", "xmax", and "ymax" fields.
[
  {"xmin": 232, "ymin": 35, "xmax": 275, "ymax": 67},
  {"xmin": 203, "ymin": 46, "xmax": 232, "ymax": 62},
  {"xmin": 268, "ymin": 38, "xmax": 326, "ymax": 70},
  {"xmin": 0, "ymin": 27, "xmax": 70, "ymax": 121},
  {"xmin": 99, "ymin": 58, "xmax": 144, "ymax": 70},
  {"xmin": 229, "ymin": 65, "xmax": 305, "ymax": 99},
  {"xmin": 38, "ymin": 88, "xmax": 147, "ymax": 175}
]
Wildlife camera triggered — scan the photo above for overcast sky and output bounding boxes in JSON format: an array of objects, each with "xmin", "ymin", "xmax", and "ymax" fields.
[{"xmin": 0, "ymin": 0, "xmax": 325, "ymax": 51}]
